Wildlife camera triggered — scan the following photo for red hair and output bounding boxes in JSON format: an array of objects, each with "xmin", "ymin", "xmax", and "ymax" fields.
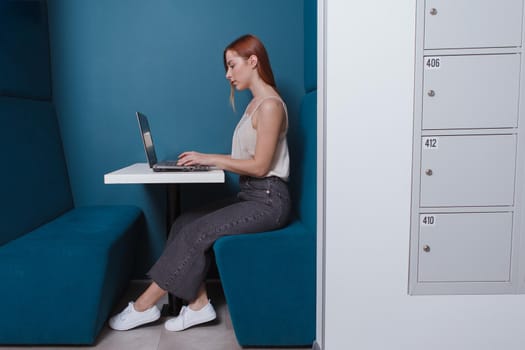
[{"xmin": 223, "ymin": 34, "xmax": 277, "ymax": 109}]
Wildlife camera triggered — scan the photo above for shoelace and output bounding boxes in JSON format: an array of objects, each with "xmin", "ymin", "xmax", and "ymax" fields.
[
  {"xmin": 119, "ymin": 303, "xmax": 135, "ymax": 320},
  {"xmin": 178, "ymin": 306, "xmax": 189, "ymax": 326},
  {"xmin": 179, "ymin": 306, "xmax": 188, "ymax": 316}
]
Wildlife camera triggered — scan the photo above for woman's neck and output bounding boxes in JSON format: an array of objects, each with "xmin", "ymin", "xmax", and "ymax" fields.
[{"xmin": 249, "ymin": 78, "xmax": 277, "ymax": 100}]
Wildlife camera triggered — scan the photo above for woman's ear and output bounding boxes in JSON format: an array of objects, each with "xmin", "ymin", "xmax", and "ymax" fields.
[{"xmin": 248, "ymin": 55, "xmax": 258, "ymax": 69}]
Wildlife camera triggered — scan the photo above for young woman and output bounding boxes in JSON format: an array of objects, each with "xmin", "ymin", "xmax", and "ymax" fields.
[{"xmin": 109, "ymin": 34, "xmax": 291, "ymax": 332}]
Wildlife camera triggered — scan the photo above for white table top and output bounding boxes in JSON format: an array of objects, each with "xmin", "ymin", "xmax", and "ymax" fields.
[{"xmin": 104, "ymin": 163, "xmax": 225, "ymax": 184}]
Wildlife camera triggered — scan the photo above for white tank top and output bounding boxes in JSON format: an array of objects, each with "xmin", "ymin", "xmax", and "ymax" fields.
[{"xmin": 231, "ymin": 96, "xmax": 290, "ymax": 181}]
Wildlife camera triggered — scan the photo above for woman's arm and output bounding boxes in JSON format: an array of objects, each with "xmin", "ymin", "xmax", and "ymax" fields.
[{"xmin": 177, "ymin": 99, "xmax": 285, "ymax": 177}]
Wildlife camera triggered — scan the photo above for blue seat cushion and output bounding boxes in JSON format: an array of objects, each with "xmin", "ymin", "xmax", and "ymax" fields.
[
  {"xmin": 0, "ymin": 205, "xmax": 142, "ymax": 344},
  {"xmin": 214, "ymin": 220, "xmax": 316, "ymax": 346}
]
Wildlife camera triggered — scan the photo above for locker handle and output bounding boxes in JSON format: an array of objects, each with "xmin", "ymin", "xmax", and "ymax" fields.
[
  {"xmin": 428, "ymin": 90, "xmax": 435, "ymax": 97},
  {"xmin": 425, "ymin": 169, "xmax": 433, "ymax": 176},
  {"xmin": 423, "ymin": 245, "xmax": 431, "ymax": 253},
  {"xmin": 429, "ymin": 8, "xmax": 437, "ymax": 15}
]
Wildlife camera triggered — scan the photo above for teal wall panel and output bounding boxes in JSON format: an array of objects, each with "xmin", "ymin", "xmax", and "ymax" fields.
[{"xmin": 47, "ymin": 0, "xmax": 304, "ymax": 275}]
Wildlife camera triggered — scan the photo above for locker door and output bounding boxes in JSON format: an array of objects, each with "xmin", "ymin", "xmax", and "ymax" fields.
[
  {"xmin": 422, "ymin": 54, "xmax": 520, "ymax": 130},
  {"xmin": 418, "ymin": 212, "xmax": 513, "ymax": 282},
  {"xmin": 420, "ymin": 135, "xmax": 517, "ymax": 207},
  {"xmin": 424, "ymin": 0, "xmax": 523, "ymax": 49}
]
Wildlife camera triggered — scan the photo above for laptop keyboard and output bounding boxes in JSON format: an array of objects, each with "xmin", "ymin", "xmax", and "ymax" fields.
[
  {"xmin": 163, "ymin": 161, "xmax": 180, "ymax": 167},
  {"xmin": 187, "ymin": 165, "xmax": 211, "ymax": 171},
  {"xmin": 158, "ymin": 161, "xmax": 211, "ymax": 171}
]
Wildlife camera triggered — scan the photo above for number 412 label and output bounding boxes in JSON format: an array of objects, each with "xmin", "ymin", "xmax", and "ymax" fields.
[
  {"xmin": 423, "ymin": 137, "xmax": 439, "ymax": 149},
  {"xmin": 421, "ymin": 215, "xmax": 436, "ymax": 226}
]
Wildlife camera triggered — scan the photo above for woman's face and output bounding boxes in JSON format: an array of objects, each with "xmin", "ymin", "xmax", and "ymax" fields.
[{"xmin": 225, "ymin": 50, "xmax": 254, "ymax": 90}]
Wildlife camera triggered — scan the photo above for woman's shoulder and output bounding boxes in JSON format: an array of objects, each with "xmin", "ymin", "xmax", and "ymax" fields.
[
  {"xmin": 255, "ymin": 98, "xmax": 286, "ymax": 122},
  {"xmin": 252, "ymin": 96, "xmax": 287, "ymax": 131},
  {"xmin": 247, "ymin": 95, "xmax": 284, "ymax": 116},
  {"xmin": 256, "ymin": 96, "xmax": 286, "ymax": 114}
]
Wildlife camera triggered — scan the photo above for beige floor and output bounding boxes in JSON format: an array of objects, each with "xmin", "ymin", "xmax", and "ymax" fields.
[{"xmin": 0, "ymin": 280, "xmax": 310, "ymax": 350}]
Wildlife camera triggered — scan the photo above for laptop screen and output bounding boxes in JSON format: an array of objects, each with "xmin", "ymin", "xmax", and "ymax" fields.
[{"xmin": 136, "ymin": 112, "xmax": 158, "ymax": 168}]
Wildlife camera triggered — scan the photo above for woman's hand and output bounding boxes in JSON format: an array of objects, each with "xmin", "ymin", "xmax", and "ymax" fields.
[{"xmin": 177, "ymin": 151, "xmax": 215, "ymax": 166}]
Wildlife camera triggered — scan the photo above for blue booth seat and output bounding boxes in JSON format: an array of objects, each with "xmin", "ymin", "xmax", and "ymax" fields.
[
  {"xmin": 214, "ymin": 91, "xmax": 317, "ymax": 346},
  {"xmin": 214, "ymin": 0, "xmax": 318, "ymax": 345},
  {"xmin": 0, "ymin": 97, "xmax": 142, "ymax": 344}
]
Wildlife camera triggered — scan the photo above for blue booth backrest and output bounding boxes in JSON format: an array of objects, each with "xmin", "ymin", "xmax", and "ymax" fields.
[
  {"xmin": 289, "ymin": 90, "xmax": 317, "ymax": 232},
  {"xmin": 0, "ymin": 1, "xmax": 51, "ymax": 99},
  {"xmin": 294, "ymin": 0, "xmax": 317, "ymax": 232},
  {"xmin": 304, "ymin": 0, "xmax": 317, "ymax": 93},
  {"xmin": 0, "ymin": 97, "xmax": 74, "ymax": 246}
]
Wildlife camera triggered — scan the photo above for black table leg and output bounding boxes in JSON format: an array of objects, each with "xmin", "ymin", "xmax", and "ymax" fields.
[{"xmin": 161, "ymin": 183, "xmax": 183, "ymax": 316}]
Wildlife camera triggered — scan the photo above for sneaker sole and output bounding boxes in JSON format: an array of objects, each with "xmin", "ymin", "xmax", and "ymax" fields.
[
  {"xmin": 164, "ymin": 313, "xmax": 217, "ymax": 332},
  {"xmin": 110, "ymin": 311, "xmax": 161, "ymax": 331}
]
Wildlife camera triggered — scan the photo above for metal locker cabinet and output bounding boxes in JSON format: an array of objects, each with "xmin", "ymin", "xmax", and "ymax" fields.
[
  {"xmin": 418, "ymin": 212, "xmax": 513, "ymax": 282},
  {"xmin": 422, "ymin": 54, "xmax": 521, "ymax": 130},
  {"xmin": 420, "ymin": 134, "xmax": 517, "ymax": 207},
  {"xmin": 410, "ymin": 0, "xmax": 525, "ymax": 295},
  {"xmin": 424, "ymin": 0, "xmax": 523, "ymax": 49}
]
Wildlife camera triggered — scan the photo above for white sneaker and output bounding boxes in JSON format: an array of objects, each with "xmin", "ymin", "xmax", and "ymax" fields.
[
  {"xmin": 109, "ymin": 302, "xmax": 161, "ymax": 331},
  {"xmin": 164, "ymin": 301, "xmax": 217, "ymax": 331}
]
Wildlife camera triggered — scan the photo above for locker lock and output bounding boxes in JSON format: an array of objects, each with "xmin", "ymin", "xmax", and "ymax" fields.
[
  {"xmin": 425, "ymin": 169, "xmax": 433, "ymax": 176},
  {"xmin": 429, "ymin": 8, "xmax": 438, "ymax": 15},
  {"xmin": 423, "ymin": 245, "xmax": 431, "ymax": 253},
  {"xmin": 428, "ymin": 90, "xmax": 436, "ymax": 97}
]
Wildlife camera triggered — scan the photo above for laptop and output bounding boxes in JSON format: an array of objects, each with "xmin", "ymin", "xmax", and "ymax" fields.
[{"xmin": 136, "ymin": 112, "xmax": 211, "ymax": 172}]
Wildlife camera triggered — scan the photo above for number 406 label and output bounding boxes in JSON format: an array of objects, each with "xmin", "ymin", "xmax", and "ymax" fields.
[
  {"xmin": 425, "ymin": 57, "xmax": 441, "ymax": 70},
  {"xmin": 421, "ymin": 215, "xmax": 436, "ymax": 226}
]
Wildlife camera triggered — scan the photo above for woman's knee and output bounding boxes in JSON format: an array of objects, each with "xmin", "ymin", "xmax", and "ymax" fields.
[{"xmin": 168, "ymin": 212, "xmax": 199, "ymax": 242}]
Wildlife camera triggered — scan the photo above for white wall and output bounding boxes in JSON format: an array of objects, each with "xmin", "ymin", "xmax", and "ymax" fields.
[{"xmin": 323, "ymin": 1, "xmax": 525, "ymax": 349}]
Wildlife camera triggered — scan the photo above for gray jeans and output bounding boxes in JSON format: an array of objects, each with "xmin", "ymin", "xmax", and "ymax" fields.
[{"xmin": 148, "ymin": 175, "xmax": 292, "ymax": 301}]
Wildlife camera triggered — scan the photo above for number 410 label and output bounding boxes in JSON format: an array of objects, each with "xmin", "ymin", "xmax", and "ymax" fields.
[{"xmin": 421, "ymin": 215, "xmax": 436, "ymax": 226}]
